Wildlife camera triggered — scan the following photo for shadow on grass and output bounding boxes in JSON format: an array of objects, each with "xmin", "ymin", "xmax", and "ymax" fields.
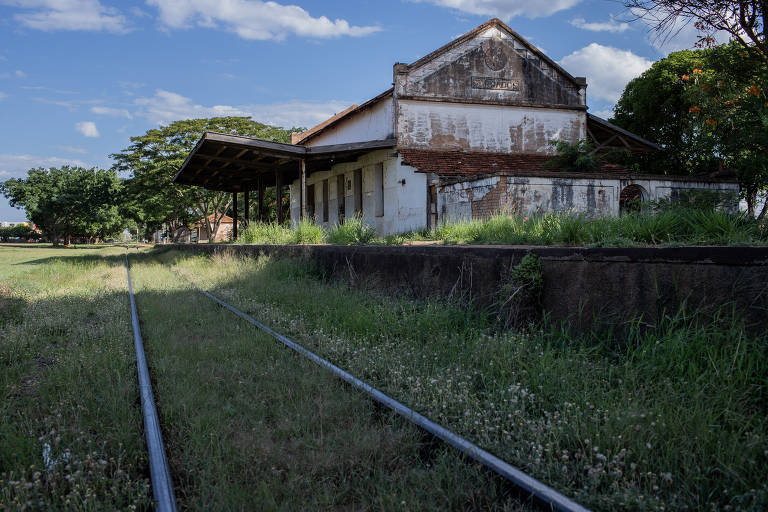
[{"xmin": 155, "ymin": 247, "xmax": 768, "ymax": 512}]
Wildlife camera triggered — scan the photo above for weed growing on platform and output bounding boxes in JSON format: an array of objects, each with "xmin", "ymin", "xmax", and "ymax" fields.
[
  {"xmin": 326, "ymin": 216, "xmax": 377, "ymax": 245},
  {"xmin": 230, "ymin": 207, "xmax": 766, "ymax": 247},
  {"xmin": 166, "ymin": 250, "xmax": 768, "ymax": 512}
]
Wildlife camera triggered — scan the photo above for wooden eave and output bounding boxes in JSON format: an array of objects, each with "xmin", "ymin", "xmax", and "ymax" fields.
[
  {"xmin": 174, "ymin": 132, "xmax": 396, "ymax": 192},
  {"xmin": 587, "ymin": 114, "xmax": 661, "ymax": 153}
]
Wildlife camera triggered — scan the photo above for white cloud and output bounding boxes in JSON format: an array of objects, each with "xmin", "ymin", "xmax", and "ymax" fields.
[
  {"xmin": 559, "ymin": 43, "xmax": 652, "ymax": 104},
  {"xmin": 591, "ymin": 108, "xmax": 616, "ymax": 120},
  {"xmin": 414, "ymin": 0, "xmax": 582, "ymax": 19},
  {"xmin": 2, "ymin": 0, "xmax": 129, "ymax": 33},
  {"xmin": 0, "ymin": 91, "xmax": 7, "ymax": 101},
  {"xmin": 629, "ymin": 7, "xmax": 731, "ymax": 54},
  {"xmin": 0, "ymin": 153, "xmax": 88, "ymax": 179},
  {"xmin": 75, "ymin": 121, "xmax": 100, "ymax": 137},
  {"xmin": 147, "ymin": 0, "xmax": 381, "ymax": 40},
  {"xmin": 571, "ymin": 15, "xmax": 630, "ymax": 33},
  {"xmin": 90, "ymin": 105, "xmax": 132, "ymax": 118},
  {"xmin": 14, "ymin": 69, "xmax": 25, "ymax": 77},
  {"xmin": 134, "ymin": 89, "xmax": 351, "ymax": 129},
  {"xmin": 53, "ymin": 145, "xmax": 87, "ymax": 154},
  {"xmin": 0, "ymin": 55, "xmax": 7, "ymax": 61}
]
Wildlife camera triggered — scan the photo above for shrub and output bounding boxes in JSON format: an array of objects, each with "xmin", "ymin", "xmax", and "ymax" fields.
[
  {"xmin": 238, "ymin": 222, "xmax": 294, "ymax": 245},
  {"xmin": 544, "ymin": 139, "xmax": 602, "ymax": 173},
  {"xmin": 292, "ymin": 219, "xmax": 326, "ymax": 244},
  {"xmin": 326, "ymin": 216, "xmax": 376, "ymax": 245}
]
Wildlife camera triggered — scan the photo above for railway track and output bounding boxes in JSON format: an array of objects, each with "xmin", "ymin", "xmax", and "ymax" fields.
[{"xmin": 124, "ymin": 251, "xmax": 590, "ymax": 512}]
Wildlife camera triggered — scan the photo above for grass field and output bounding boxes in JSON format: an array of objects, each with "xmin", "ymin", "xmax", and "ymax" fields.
[
  {"xmin": 1, "ymin": 244, "xmax": 528, "ymax": 511},
  {"xmin": 0, "ymin": 244, "xmax": 151, "ymax": 510},
  {"xmin": 161, "ymin": 248, "xmax": 768, "ymax": 512}
]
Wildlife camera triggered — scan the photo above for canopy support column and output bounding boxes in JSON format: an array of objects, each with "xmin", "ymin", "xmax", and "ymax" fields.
[
  {"xmin": 300, "ymin": 159, "xmax": 307, "ymax": 220},
  {"xmin": 244, "ymin": 189, "xmax": 250, "ymax": 225},
  {"xmin": 275, "ymin": 171, "xmax": 283, "ymax": 225},
  {"xmin": 258, "ymin": 177, "xmax": 265, "ymax": 222},
  {"xmin": 232, "ymin": 192, "xmax": 238, "ymax": 241}
]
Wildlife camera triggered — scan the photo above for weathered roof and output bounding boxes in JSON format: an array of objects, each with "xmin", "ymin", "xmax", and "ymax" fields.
[
  {"xmin": 400, "ymin": 149, "xmax": 737, "ymax": 183},
  {"xmin": 174, "ymin": 132, "xmax": 396, "ymax": 192},
  {"xmin": 292, "ymin": 89, "xmax": 393, "ymax": 146},
  {"xmin": 400, "ymin": 149, "xmax": 626, "ymax": 176}
]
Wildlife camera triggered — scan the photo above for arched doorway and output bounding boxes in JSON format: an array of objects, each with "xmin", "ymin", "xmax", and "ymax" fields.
[{"xmin": 620, "ymin": 184, "xmax": 648, "ymax": 214}]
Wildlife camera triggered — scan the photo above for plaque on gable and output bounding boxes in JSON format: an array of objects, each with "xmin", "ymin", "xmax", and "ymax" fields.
[{"xmin": 481, "ymin": 40, "xmax": 507, "ymax": 71}]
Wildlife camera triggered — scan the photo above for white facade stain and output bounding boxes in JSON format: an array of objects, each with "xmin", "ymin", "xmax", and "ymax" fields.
[{"xmin": 304, "ymin": 99, "xmax": 394, "ymax": 147}]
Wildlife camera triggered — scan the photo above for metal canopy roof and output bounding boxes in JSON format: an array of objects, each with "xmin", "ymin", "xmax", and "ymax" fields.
[{"xmin": 174, "ymin": 132, "xmax": 396, "ymax": 192}]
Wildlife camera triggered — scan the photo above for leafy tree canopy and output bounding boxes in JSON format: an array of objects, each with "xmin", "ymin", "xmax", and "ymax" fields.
[
  {"xmin": 683, "ymin": 42, "xmax": 768, "ymax": 218},
  {"xmin": 612, "ymin": 47, "xmax": 722, "ymax": 175},
  {"xmin": 613, "ymin": 42, "xmax": 767, "ymax": 217},
  {"xmin": 0, "ymin": 166, "xmax": 125, "ymax": 245},
  {"xmin": 112, "ymin": 117, "xmax": 300, "ymax": 241}
]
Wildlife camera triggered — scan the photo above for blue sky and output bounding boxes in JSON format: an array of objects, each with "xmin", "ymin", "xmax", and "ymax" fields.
[{"xmin": 0, "ymin": 0, "xmax": 713, "ymax": 222}]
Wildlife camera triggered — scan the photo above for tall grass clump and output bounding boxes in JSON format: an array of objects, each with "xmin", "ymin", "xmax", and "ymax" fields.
[
  {"xmin": 238, "ymin": 222, "xmax": 295, "ymax": 245},
  {"xmin": 292, "ymin": 218, "xmax": 326, "ymax": 244},
  {"xmin": 433, "ymin": 208, "xmax": 767, "ymax": 247},
  {"xmin": 326, "ymin": 216, "xmax": 376, "ymax": 245}
]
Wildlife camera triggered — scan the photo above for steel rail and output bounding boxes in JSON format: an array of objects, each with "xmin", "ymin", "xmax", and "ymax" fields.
[
  {"xmin": 174, "ymin": 269, "xmax": 590, "ymax": 512},
  {"xmin": 125, "ymin": 253, "xmax": 178, "ymax": 512}
]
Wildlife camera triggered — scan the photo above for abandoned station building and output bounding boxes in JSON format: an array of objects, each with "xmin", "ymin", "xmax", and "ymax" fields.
[{"xmin": 175, "ymin": 18, "xmax": 739, "ymax": 237}]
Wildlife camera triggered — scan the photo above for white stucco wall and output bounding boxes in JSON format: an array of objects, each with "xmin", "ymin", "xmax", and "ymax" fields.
[
  {"xmin": 397, "ymin": 100, "xmax": 586, "ymax": 153},
  {"xmin": 304, "ymin": 99, "xmax": 394, "ymax": 147},
  {"xmin": 290, "ymin": 149, "xmax": 427, "ymax": 236}
]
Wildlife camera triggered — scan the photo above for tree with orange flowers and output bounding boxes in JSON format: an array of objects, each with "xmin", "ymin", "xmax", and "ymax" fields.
[{"xmin": 684, "ymin": 41, "xmax": 768, "ymax": 218}]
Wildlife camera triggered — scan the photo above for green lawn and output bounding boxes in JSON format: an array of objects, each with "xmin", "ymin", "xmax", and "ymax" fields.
[
  {"xmin": 5, "ymin": 243, "xmax": 765, "ymax": 511},
  {"xmin": 0, "ymin": 244, "xmax": 151, "ymax": 510},
  {"xmin": 161, "ymin": 248, "xmax": 768, "ymax": 512},
  {"xmin": 1, "ymin": 245, "xmax": 526, "ymax": 511}
]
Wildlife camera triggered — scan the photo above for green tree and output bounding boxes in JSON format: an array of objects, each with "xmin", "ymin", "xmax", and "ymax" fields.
[
  {"xmin": 0, "ymin": 166, "xmax": 125, "ymax": 246},
  {"xmin": 612, "ymin": 48, "xmax": 721, "ymax": 175},
  {"xmin": 112, "ymin": 117, "xmax": 300, "ymax": 242},
  {"xmin": 684, "ymin": 42, "xmax": 768, "ymax": 218},
  {"xmin": 0, "ymin": 224, "xmax": 36, "ymax": 242},
  {"xmin": 544, "ymin": 139, "xmax": 602, "ymax": 172}
]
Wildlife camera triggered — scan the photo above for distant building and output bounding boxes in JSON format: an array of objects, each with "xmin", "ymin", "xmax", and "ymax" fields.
[
  {"xmin": 154, "ymin": 214, "xmax": 235, "ymax": 243},
  {"xmin": 176, "ymin": 18, "xmax": 740, "ymax": 237}
]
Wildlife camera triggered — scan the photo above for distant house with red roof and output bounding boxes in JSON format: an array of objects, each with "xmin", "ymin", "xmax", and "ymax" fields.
[{"xmin": 160, "ymin": 214, "xmax": 235, "ymax": 243}]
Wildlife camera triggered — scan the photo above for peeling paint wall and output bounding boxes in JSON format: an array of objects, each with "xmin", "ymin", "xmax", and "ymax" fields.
[
  {"xmin": 304, "ymin": 99, "xmax": 394, "ymax": 147},
  {"xmin": 397, "ymin": 100, "xmax": 584, "ymax": 153},
  {"xmin": 290, "ymin": 150, "xmax": 426, "ymax": 236},
  {"xmin": 438, "ymin": 175, "xmax": 740, "ymax": 221},
  {"xmin": 393, "ymin": 24, "xmax": 587, "ymax": 154}
]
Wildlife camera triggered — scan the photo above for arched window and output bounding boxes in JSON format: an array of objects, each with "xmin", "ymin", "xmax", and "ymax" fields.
[{"xmin": 620, "ymin": 184, "xmax": 648, "ymax": 214}]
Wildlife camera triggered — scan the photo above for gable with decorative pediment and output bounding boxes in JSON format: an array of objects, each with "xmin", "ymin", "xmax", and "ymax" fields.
[{"xmin": 395, "ymin": 25, "xmax": 584, "ymax": 107}]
